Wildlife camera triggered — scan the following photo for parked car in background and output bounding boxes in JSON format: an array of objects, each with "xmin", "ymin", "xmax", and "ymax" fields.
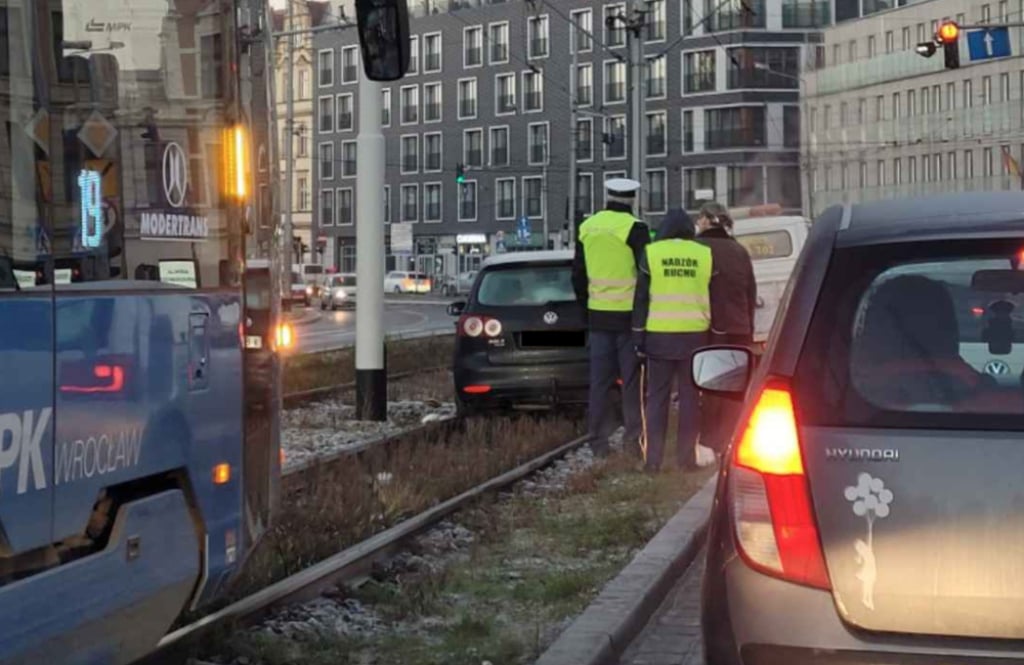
[
  {"xmin": 448, "ymin": 250, "xmax": 587, "ymax": 416},
  {"xmin": 289, "ymin": 271, "xmax": 310, "ymax": 305},
  {"xmin": 695, "ymin": 192, "xmax": 1024, "ymax": 665},
  {"xmin": 385, "ymin": 271, "xmax": 431, "ymax": 294},
  {"xmin": 321, "ymin": 273, "xmax": 358, "ymax": 310},
  {"xmin": 439, "ymin": 271, "xmax": 479, "ymax": 296}
]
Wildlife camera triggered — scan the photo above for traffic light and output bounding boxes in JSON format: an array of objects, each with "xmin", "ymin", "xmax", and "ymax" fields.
[
  {"xmin": 455, "ymin": 162, "xmax": 466, "ymax": 184},
  {"xmin": 936, "ymin": 20, "xmax": 960, "ymax": 69}
]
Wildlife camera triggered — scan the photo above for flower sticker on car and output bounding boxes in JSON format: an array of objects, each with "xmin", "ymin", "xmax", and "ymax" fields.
[{"xmin": 844, "ymin": 472, "xmax": 894, "ymax": 611}]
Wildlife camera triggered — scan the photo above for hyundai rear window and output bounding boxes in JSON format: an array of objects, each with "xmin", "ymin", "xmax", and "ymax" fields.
[
  {"xmin": 341, "ymin": 276, "xmax": 357, "ymax": 286},
  {"xmin": 735, "ymin": 230, "xmax": 793, "ymax": 259},
  {"xmin": 476, "ymin": 266, "xmax": 575, "ymax": 306},
  {"xmin": 796, "ymin": 239, "xmax": 1024, "ymax": 429}
]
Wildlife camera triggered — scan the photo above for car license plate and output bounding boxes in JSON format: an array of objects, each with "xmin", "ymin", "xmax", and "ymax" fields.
[{"xmin": 245, "ymin": 335, "xmax": 263, "ymax": 349}]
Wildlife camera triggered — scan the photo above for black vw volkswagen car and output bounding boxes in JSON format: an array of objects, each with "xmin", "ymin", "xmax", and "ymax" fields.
[{"xmin": 449, "ymin": 250, "xmax": 588, "ymax": 415}]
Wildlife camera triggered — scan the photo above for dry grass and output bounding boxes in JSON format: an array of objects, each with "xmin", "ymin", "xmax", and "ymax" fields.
[{"xmin": 283, "ymin": 335, "xmax": 453, "ymax": 394}]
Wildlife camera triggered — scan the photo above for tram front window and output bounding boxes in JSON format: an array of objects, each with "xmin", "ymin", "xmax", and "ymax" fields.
[{"xmin": 0, "ymin": 0, "xmax": 245, "ymax": 291}]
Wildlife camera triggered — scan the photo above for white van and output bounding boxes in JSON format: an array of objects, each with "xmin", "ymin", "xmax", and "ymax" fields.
[{"xmin": 729, "ymin": 205, "xmax": 810, "ymax": 344}]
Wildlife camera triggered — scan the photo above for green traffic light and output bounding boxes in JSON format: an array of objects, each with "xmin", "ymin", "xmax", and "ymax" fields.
[{"xmin": 456, "ymin": 175, "xmax": 465, "ymax": 184}]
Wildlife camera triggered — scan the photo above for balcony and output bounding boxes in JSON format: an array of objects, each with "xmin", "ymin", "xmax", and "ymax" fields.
[
  {"xmin": 342, "ymin": 160, "xmax": 357, "ymax": 177},
  {"xmin": 491, "ymin": 43, "xmax": 508, "ymax": 62},
  {"xmin": 576, "ymin": 85, "xmax": 592, "ymax": 106},
  {"xmin": 705, "ymin": 128, "xmax": 766, "ymax": 150},
  {"xmin": 403, "ymin": 206, "xmax": 417, "ymax": 221},
  {"xmin": 684, "ymin": 73, "xmax": 715, "ymax": 93},
  {"xmin": 461, "ymin": 201, "xmax": 476, "ymax": 219},
  {"xmin": 530, "ymin": 38, "xmax": 548, "ymax": 58},
  {"xmin": 343, "ymin": 65, "xmax": 358, "ymax": 82},
  {"xmin": 424, "ymin": 53, "xmax": 441, "ymax": 71},
  {"xmin": 781, "ymin": 0, "xmax": 830, "ymax": 27},
  {"xmin": 426, "ymin": 153, "xmax": 441, "ymax": 171},
  {"xmin": 606, "ymin": 143, "xmax": 625, "ymax": 159},
  {"xmin": 809, "ymin": 46, "xmax": 951, "ymax": 95},
  {"xmin": 424, "ymin": 103, "xmax": 441, "ymax": 122},
  {"xmin": 525, "ymin": 198, "xmax": 542, "ymax": 217},
  {"xmin": 576, "ymin": 141, "xmax": 592, "ymax": 160},
  {"xmin": 492, "ymin": 147, "xmax": 508, "ymax": 164},
  {"xmin": 425, "ymin": 204, "xmax": 441, "ymax": 220},
  {"xmin": 706, "ymin": 5, "xmax": 765, "ymax": 31},
  {"xmin": 402, "ymin": 106, "xmax": 418, "ymax": 124},
  {"xmin": 605, "ymin": 83, "xmax": 626, "ymax": 103},
  {"xmin": 498, "ymin": 200, "xmax": 515, "ymax": 218},
  {"xmin": 337, "ymin": 112, "xmax": 353, "ymax": 130},
  {"xmin": 647, "ymin": 135, "xmax": 666, "ymax": 155},
  {"xmin": 402, "ymin": 156, "xmax": 418, "ymax": 172},
  {"xmin": 497, "ymin": 95, "xmax": 515, "ymax": 114},
  {"xmin": 319, "ymin": 114, "xmax": 332, "ymax": 132},
  {"xmin": 646, "ymin": 77, "xmax": 666, "ymax": 98},
  {"xmin": 525, "ymin": 91, "xmax": 542, "ymax": 111},
  {"xmin": 530, "ymin": 144, "xmax": 547, "ymax": 164},
  {"xmin": 466, "ymin": 149, "xmax": 483, "ymax": 166},
  {"xmin": 460, "ymin": 100, "xmax": 476, "ymax": 117},
  {"xmin": 339, "ymin": 207, "xmax": 353, "ymax": 225},
  {"xmin": 465, "ymin": 46, "xmax": 482, "ymax": 66},
  {"xmin": 647, "ymin": 21, "xmax": 666, "ymax": 41},
  {"xmin": 728, "ymin": 69, "xmax": 798, "ymax": 89}
]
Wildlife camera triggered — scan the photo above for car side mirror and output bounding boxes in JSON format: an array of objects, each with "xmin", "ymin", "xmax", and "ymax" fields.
[
  {"xmin": 447, "ymin": 301, "xmax": 466, "ymax": 317},
  {"xmin": 692, "ymin": 346, "xmax": 753, "ymax": 395},
  {"xmin": 355, "ymin": 0, "xmax": 411, "ymax": 82}
]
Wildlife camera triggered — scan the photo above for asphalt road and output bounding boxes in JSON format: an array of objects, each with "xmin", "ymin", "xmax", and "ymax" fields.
[{"xmin": 294, "ymin": 298, "xmax": 456, "ymax": 353}]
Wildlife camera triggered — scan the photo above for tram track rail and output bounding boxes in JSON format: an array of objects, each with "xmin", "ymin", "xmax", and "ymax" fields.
[{"xmin": 140, "ymin": 432, "xmax": 590, "ymax": 665}]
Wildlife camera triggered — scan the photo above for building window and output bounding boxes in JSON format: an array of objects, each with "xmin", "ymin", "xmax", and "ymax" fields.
[
  {"xmin": 683, "ymin": 110, "xmax": 694, "ymax": 152},
  {"xmin": 902, "ymin": 26, "xmax": 911, "ymax": 50},
  {"xmin": 576, "ymin": 63, "xmax": 593, "ymax": 106},
  {"xmin": 646, "ymin": 169, "xmax": 667, "ymax": 212},
  {"xmin": 401, "ymin": 135, "xmax": 419, "ymax": 174},
  {"xmin": 459, "ymin": 181, "xmax": 478, "ymax": 221},
  {"xmin": 464, "ymin": 129, "xmax": 483, "ymax": 167},
  {"xmin": 605, "ymin": 4, "xmax": 626, "ymax": 47},
  {"xmin": 885, "ymin": 30, "xmax": 894, "ymax": 53},
  {"xmin": 523, "ymin": 70, "xmax": 543, "ymax": 111},
  {"xmin": 318, "ymin": 96, "xmax": 334, "ymax": 133},
  {"xmin": 984, "ymin": 147, "xmax": 994, "ymax": 177},
  {"xmin": 894, "ymin": 158, "xmax": 902, "ymax": 185},
  {"xmin": 684, "ymin": 168, "xmax": 716, "ymax": 209},
  {"xmin": 727, "ymin": 47, "xmax": 799, "ymax": 89},
  {"xmin": 408, "ymin": 35, "xmax": 419, "ymax": 74},
  {"xmin": 646, "ymin": 55, "xmax": 666, "ymax": 98},
  {"xmin": 523, "ymin": 176, "xmax": 544, "ymax": 217},
  {"xmin": 576, "ymin": 118, "xmax": 593, "ymax": 161},
  {"xmin": 318, "ymin": 49, "xmax": 333, "ymax": 86},
  {"xmin": 298, "ymin": 69, "xmax": 310, "ymax": 99},
  {"xmin": 963, "ymin": 79, "xmax": 973, "ymax": 108},
  {"xmin": 859, "ymin": 162, "xmax": 867, "ymax": 188},
  {"xmin": 490, "ymin": 127, "xmax": 509, "ymax": 165},
  {"xmin": 965, "ymin": 150, "xmax": 975, "ymax": 179},
  {"xmin": 319, "ymin": 142, "xmax": 334, "ymax": 179},
  {"xmin": 781, "ymin": 0, "xmax": 830, "ymax": 27},
  {"xmin": 341, "ymin": 141, "xmax": 357, "ymax": 177},
  {"xmin": 529, "ymin": 123, "xmax": 549, "ymax": 165},
  {"xmin": 382, "ymin": 89, "xmax": 392, "ymax": 126},
  {"xmin": 528, "ymin": 15, "xmax": 549, "ymax": 58},
  {"xmin": 646, "ymin": 111, "xmax": 667, "ymax": 156},
  {"xmin": 458, "ymin": 78, "xmax": 478, "ymax": 119},
  {"xmin": 424, "ymin": 33, "xmax": 442, "ymax": 73},
  {"xmin": 949, "ymin": 152, "xmax": 957, "ymax": 180},
  {"xmin": 341, "ymin": 46, "xmax": 359, "ymax": 84},
  {"xmin": 337, "ymin": 93, "xmax": 354, "ymax": 131},
  {"xmin": 604, "ymin": 60, "xmax": 626, "ymax": 104},
  {"xmin": 684, "ymin": 50, "xmax": 716, "ymax": 93},
  {"xmin": 423, "ymin": 183, "xmax": 442, "ymax": 222},
  {"xmin": 384, "ymin": 185, "xmax": 391, "ymax": 223},
  {"xmin": 647, "ymin": 0, "xmax": 667, "ymax": 40},
  {"xmin": 728, "ymin": 167, "xmax": 764, "ymax": 207},
  {"xmin": 297, "ymin": 125, "xmax": 308, "ymax": 157},
  {"xmin": 707, "ymin": 0, "xmax": 764, "ymax": 31},
  {"xmin": 496, "ymin": 178, "xmax": 516, "ymax": 219},
  {"xmin": 424, "ymin": 82, "xmax": 442, "ymax": 123},
  {"xmin": 401, "ymin": 85, "xmax": 419, "ymax": 124},
  {"xmin": 464, "ymin": 26, "xmax": 483, "ymax": 67},
  {"xmin": 575, "ymin": 172, "xmax": 594, "ymax": 216},
  {"xmin": 424, "ymin": 133, "xmax": 443, "ymax": 172},
  {"xmin": 604, "ymin": 171, "xmax": 627, "ymax": 205},
  {"xmin": 605, "ymin": 116, "xmax": 626, "ymax": 159},
  {"xmin": 337, "ymin": 188, "xmax": 353, "ymax": 226},
  {"xmin": 783, "ymin": 106, "xmax": 800, "ymax": 148},
  {"xmin": 705, "ymin": 107, "xmax": 766, "ymax": 149},
  {"xmin": 496, "ymin": 73, "xmax": 516, "ymax": 114},
  {"xmin": 320, "ymin": 189, "xmax": 334, "ymax": 226},
  {"xmin": 489, "ymin": 22, "xmax": 509, "ymax": 63},
  {"xmin": 298, "ymin": 177, "xmax": 310, "ymax": 210},
  {"xmin": 875, "ymin": 161, "xmax": 884, "ymax": 186},
  {"xmin": 572, "ymin": 9, "xmax": 593, "ymax": 52},
  {"xmin": 401, "ymin": 184, "xmax": 419, "ymax": 222}
]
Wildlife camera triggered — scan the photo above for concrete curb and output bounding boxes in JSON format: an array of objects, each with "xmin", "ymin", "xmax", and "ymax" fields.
[{"xmin": 534, "ymin": 475, "xmax": 718, "ymax": 665}]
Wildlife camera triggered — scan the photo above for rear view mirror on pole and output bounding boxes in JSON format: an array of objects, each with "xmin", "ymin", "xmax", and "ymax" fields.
[
  {"xmin": 355, "ymin": 0, "xmax": 411, "ymax": 82},
  {"xmin": 692, "ymin": 346, "xmax": 753, "ymax": 394}
]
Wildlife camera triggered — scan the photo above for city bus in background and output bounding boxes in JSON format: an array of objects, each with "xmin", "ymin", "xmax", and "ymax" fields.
[
  {"xmin": 729, "ymin": 203, "xmax": 811, "ymax": 346},
  {"xmin": 0, "ymin": 0, "xmax": 407, "ymax": 661}
]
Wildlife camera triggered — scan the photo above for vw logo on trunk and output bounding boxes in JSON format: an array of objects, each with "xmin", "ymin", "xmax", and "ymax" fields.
[
  {"xmin": 984, "ymin": 360, "xmax": 1010, "ymax": 376},
  {"xmin": 543, "ymin": 311, "xmax": 558, "ymax": 325}
]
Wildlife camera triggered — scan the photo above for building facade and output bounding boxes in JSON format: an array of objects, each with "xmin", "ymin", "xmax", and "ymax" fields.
[
  {"xmin": 803, "ymin": 0, "xmax": 1024, "ymax": 216},
  {"xmin": 314, "ymin": 0, "xmax": 816, "ymax": 275},
  {"xmin": 273, "ymin": 1, "xmax": 329, "ymax": 265}
]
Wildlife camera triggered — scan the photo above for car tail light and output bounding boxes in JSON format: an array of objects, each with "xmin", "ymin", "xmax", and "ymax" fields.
[
  {"xmin": 730, "ymin": 378, "xmax": 830, "ymax": 590},
  {"xmin": 274, "ymin": 321, "xmax": 295, "ymax": 351},
  {"xmin": 459, "ymin": 315, "xmax": 503, "ymax": 339}
]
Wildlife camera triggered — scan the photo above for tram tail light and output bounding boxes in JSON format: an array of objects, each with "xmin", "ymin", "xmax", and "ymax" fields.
[{"xmin": 223, "ymin": 124, "xmax": 250, "ymax": 201}]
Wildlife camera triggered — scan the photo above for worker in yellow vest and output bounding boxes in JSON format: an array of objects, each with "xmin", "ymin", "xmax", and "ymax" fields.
[
  {"xmin": 572, "ymin": 178, "xmax": 650, "ymax": 457},
  {"xmin": 632, "ymin": 209, "xmax": 713, "ymax": 472}
]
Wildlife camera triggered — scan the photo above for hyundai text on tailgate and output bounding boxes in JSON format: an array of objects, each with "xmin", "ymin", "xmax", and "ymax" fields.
[
  {"xmin": 695, "ymin": 192, "xmax": 1024, "ymax": 665},
  {"xmin": 449, "ymin": 251, "xmax": 587, "ymax": 414}
]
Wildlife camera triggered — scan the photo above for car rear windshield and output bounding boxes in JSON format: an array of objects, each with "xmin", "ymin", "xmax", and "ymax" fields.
[
  {"xmin": 735, "ymin": 230, "xmax": 793, "ymax": 260},
  {"xmin": 338, "ymin": 276, "xmax": 357, "ymax": 286},
  {"xmin": 796, "ymin": 239, "xmax": 1024, "ymax": 429},
  {"xmin": 476, "ymin": 265, "xmax": 575, "ymax": 306}
]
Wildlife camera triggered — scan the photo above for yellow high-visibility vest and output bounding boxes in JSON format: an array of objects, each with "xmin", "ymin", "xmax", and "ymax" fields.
[
  {"xmin": 645, "ymin": 239, "xmax": 712, "ymax": 333},
  {"xmin": 579, "ymin": 209, "xmax": 638, "ymax": 312}
]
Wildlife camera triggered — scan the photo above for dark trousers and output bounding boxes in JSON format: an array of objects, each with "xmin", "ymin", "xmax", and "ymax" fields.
[
  {"xmin": 588, "ymin": 330, "xmax": 642, "ymax": 455},
  {"xmin": 700, "ymin": 332, "xmax": 753, "ymax": 453},
  {"xmin": 643, "ymin": 333, "xmax": 706, "ymax": 471}
]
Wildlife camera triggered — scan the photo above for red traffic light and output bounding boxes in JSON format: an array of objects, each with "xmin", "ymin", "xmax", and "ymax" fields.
[{"xmin": 937, "ymin": 21, "xmax": 959, "ymax": 43}]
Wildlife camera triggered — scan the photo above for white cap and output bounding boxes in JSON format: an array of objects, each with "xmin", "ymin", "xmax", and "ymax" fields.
[{"xmin": 605, "ymin": 178, "xmax": 642, "ymax": 197}]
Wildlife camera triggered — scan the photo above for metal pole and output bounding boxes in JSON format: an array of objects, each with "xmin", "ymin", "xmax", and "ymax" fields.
[
  {"xmin": 627, "ymin": 1, "xmax": 645, "ymax": 218},
  {"xmin": 542, "ymin": 163, "xmax": 549, "ymax": 249},
  {"xmin": 355, "ymin": 73, "xmax": 386, "ymax": 421},
  {"xmin": 567, "ymin": 20, "xmax": 578, "ymax": 247},
  {"xmin": 283, "ymin": 0, "xmax": 295, "ymax": 266}
]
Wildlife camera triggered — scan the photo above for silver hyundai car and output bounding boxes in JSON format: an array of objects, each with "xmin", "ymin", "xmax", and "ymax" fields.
[{"xmin": 693, "ymin": 192, "xmax": 1024, "ymax": 664}]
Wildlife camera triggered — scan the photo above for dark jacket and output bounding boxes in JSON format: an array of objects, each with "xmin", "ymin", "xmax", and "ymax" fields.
[
  {"xmin": 631, "ymin": 209, "xmax": 708, "ymax": 358},
  {"xmin": 697, "ymin": 226, "xmax": 757, "ymax": 338},
  {"xmin": 572, "ymin": 201, "xmax": 650, "ymax": 332}
]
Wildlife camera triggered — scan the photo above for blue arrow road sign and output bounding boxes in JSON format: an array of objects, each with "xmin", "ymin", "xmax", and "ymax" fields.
[
  {"xmin": 967, "ymin": 27, "xmax": 1011, "ymax": 61},
  {"xmin": 517, "ymin": 215, "xmax": 531, "ymax": 241}
]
